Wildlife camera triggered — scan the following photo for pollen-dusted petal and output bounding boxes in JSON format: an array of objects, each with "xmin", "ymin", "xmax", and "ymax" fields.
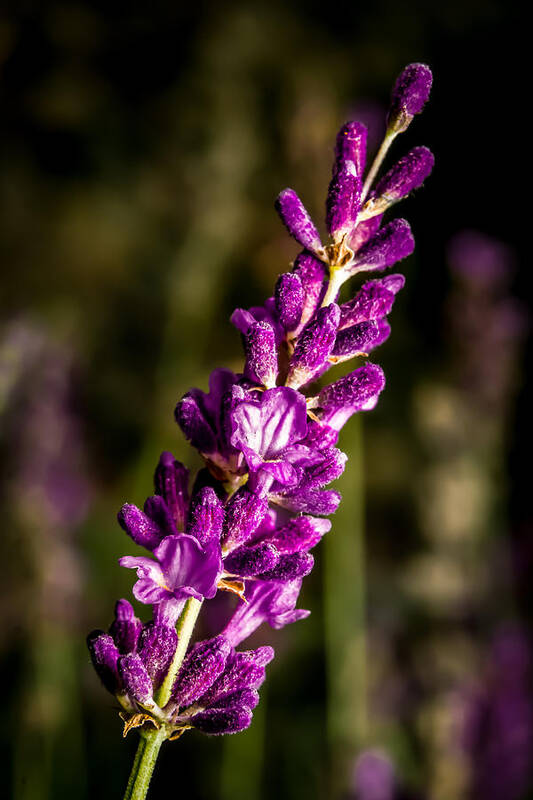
[
  {"xmin": 332, "ymin": 321, "xmax": 380, "ymax": 361},
  {"xmin": 326, "ymin": 160, "xmax": 362, "ymax": 239},
  {"xmin": 287, "ymin": 304, "xmax": 341, "ymax": 389},
  {"xmin": 375, "ymin": 146, "xmax": 434, "ymax": 201},
  {"xmin": 222, "ymin": 489, "xmax": 269, "ymax": 550},
  {"xmin": 339, "ymin": 275, "xmax": 405, "ymax": 329},
  {"xmin": 275, "ymin": 272, "xmax": 304, "ymax": 333},
  {"xmin": 257, "ymin": 551, "xmax": 314, "ymax": 582},
  {"xmin": 318, "ymin": 363, "xmax": 386, "ymax": 430},
  {"xmin": 154, "ymin": 451, "xmax": 189, "ymax": 531},
  {"xmin": 292, "ymin": 251, "xmax": 327, "ymax": 330},
  {"xmin": 199, "ymin": 646, "xmax": 274, "ymax": 707},
  {"xmin": 371, "ymin": 318, "xmax": 391, "ymax": 349},
  {"xmin": 301, "ymin": 447, "xmax": 348, "ymax": 489},
  {"xmin": 275, "ymin": 188, "xmax": 322, "ymax": 252},
  {"xmin": 186, "ymin": 487, "xmax": 224, "ymax": 547},
  {"xmin": 266, "ymin": 516, "xmax": 331, "ymax": 554},
  {"xmin": 118, "ymin": 653, "xmax": 154, "ymax": 705},
  {"xmin": 87, "ymin": 631, "xmax": 121, "ymax": 694},
  {"xmin": 138, "ymin": 622, "xmax": 178, "ymax": 688},
  {"xmin": 224, "ymin": 542, "xmax": 279, "ymax": 577},
  {"xmin": 334, "ymin": 121, "xmax": 368, "ymax": 178},
  {"xmin": 171, "ymin": 635, "xmax": 232, "ymax": 708},
  {"xmin": 244, "ymin": 321, "xmax": 278, "ymax": 388},
  {"xmin": 117, "ymin": 504, "xmax": 164, "ymax": 551},
  {"xmin": 190, "ymin": 706, "xmax": 253, "ymax": 735},
  {"xmin": 212, "ymin": 688, "xmax": 260, "ymax": 712},
  {"xmin": 349, "ymin": 214, "xmax": 383, "ymax": 253},
  {"xmin": 388, "ymin": 62, "xmax": 433, "ymax": 123},
  {"xmin": 109, "ymin": 599, "xmax": 142, "ymax": 654},
  {"xmin": 271, "ymin": 487, "xmax": 341, "ymax": 516},
  {"xmin": 347, "ymin": 219, "xmax": 414, "ymax": 276}
]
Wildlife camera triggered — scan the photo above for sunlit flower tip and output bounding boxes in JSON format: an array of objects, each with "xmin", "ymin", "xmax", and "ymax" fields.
[
  {"xmin": 109, "ymin": 599, "xmax": 142, "ymax": 655},
  {"xmin": 117, "ymin": 654, "xmax": 154, "ymax": 706},
  {"xmin": 186, "ymin": 487, "xmax": 224, "ymax": 547},
  {"xmin": 375, "ymin": 146, "xmax": 434, "ymax": 202},
  {"xmin": 87, "ymin": 631, "xmax": 120, "ymax": 694},
  {"xmin": 244, "ymin": 321, "xmax": 278, "ymax": 388},
  {"xmin": 171, "ymin": 635, "xmax": 232, "ymax": 708},
  {"xmin": 388, "ymin": 62, "xmax": 433, "ymax": 130},
  {"xmin": 154, "ymin": 451, "xmax": 189, "ymax": 532},
  {"xmin": 117, "ymin": 503, "xmax": 166, "ymax": 551},
  {"xmin": 286, "ymin": 304, "xmax": 341, "ymax": 389},
  {"xmin": 222, "ymin": 489, "xmax": 269, "ymax": 550},
  {"xmin": 334, "ymin": 121, "xmax": 368, "ymax": 178},
  {"xmin": 275, "ymin": 272, "xmax": 304, "ymax": 333},
  {"xmin": 275, "ymin": 188, "xmax": 323, "ymax": 253},
  {"xmin": 190, "ymin": 707, "xmax": 253, "ymax": 735},
  {"xmin": 257, "ymin": 551, "xmax": 314, "ymax": 581},
  {"xmin": 266, "ymin": 515, "xmax": 331, "ymax": 554},
  {"xmin": 318, "ymin": 363, "xmax": 386, "ymax": 429},
  {"xmin": 339, "ymin": 274, "xmax": 405, "ymax": 329},
  {"xmin": 326, "ymin": 160, "xmax": 362, "ymax": 239},
  {"xmin": 271, "ymin": 487, "xmax": 341, "ymax": 516},
  {"xmin": 138, "ymin": 622, "xmax": 178, "ymax": 688},
  {"xmin": 224, "ymin": 542, "xmax": 280, "ymax": 577},
  {"xmin": 348, "ymin": 219, "xmax": 414, "ymax": 276},
  {"xmin": 292, "ymin": 251, "xmax": 327, "ymax": 329},
  {"xmin": 331, "ymin": 320, "xmax": 380, "ymax": 362}
]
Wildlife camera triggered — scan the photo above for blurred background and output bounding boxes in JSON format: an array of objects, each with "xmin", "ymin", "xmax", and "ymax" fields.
[{"xmin": 0, "ymin": 1, "xmax": 529, "ymax": 798}]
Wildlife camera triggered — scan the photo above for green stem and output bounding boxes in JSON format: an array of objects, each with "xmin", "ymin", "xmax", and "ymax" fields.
[
  {"xmin": 156, "ymin": 596, "xmax": 203, "ymax": 708},
  {"xmin": 123, "ymin": 727, "xmax": 167, "ymax": 800},
  {"xmin": 360, "ymin": 128, "xmax": 398, "ymax": 203}
]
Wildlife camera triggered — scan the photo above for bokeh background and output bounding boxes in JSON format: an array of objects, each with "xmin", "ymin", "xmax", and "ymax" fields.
[{"xmin": 1, "ymin": 1, "xmax": 530, "ymax": 799}]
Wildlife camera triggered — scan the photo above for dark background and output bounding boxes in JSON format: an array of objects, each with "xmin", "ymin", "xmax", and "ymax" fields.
[{"xmin": 1, "ymin": 1, "xmax": 529, "ymax": 799}]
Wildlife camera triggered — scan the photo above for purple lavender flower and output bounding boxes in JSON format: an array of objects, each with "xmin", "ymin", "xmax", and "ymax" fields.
[
  {"xmin": 286, "ymin": 304, "xmax": 341, "ymax": 388},
  {"xmin": 346, "ymin": 220, "xmax": 414, "ymax": 277},
  {"xmin": 275, "ymin": 188, "xmax": 323, "ymax": 254},
  {"xmin": 334, "ymin": 121, "xmax": 368, "ymax": 178},
  {"xmin": 388, "ymin": 62, "xmax": 432, "ymax": 130},
  {"xmin": 375, "ymin": 146, "xmax": 434, "ymax": 202},
  {"xmin": 326, "ymin": 160, "xmax": 362, "ymax": 240},
  {"xmin": 275, "ymin": 272, "xmax": 304, "ymax": 333}
]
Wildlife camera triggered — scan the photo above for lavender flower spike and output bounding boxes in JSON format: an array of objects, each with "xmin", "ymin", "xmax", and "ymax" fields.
[
  {"xmin": 87, "ymin": 65, "xmax": 433, "ymax": 798},
  {"xmin": 387, "ymin": 62, "xmax": 433, "ymax": 132},
  {"xmin": 275, "ymin": 188, "xmax": 323, "ymax": 254}
]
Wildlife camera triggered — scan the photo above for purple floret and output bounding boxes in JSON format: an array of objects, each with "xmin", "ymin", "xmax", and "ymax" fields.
[
  {"xmin": 275, "ymin": 272, "xmax": 304, "ymax": 333},
  {"xmin": 334, "ymin": 121, "xmax": 368, "ymax": 178},
  {"xmin": 244, "ymin": 321, "xmax": 278, "ymax": 388},
  {"xmin": 275, "ymin": 188, "xmax": 323, "ymax": 253},
  {"xmin": 348, "ymin": 219, "xmax": 414, "ymax": 276},
  {"xmin": 375, "ymin": 146, "xmax": 434, "ymax": 201},
  {"xmin": 287, "ymin": 304, "xmax": 341, "ymax": 389},
  {"xmin": 388, "ymin": 62, "xmax": 433, "ymax": 123},
  {"xmin": 326, "ymin": 160, "xmax": 362, "ymax": 240}
]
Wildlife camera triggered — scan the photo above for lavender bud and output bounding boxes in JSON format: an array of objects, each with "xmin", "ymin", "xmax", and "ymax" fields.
[
  {"xmin": 175, "ymin": 394, "xmax": 217, "ymax": 456},
  {"xmin": 171, "ymin": 635, "xmax": 231, "ymax": 708},
  {"xmin": 348, "ymin": 219, "xmax": 414, "ymax": 276},
  {"xmin": 375, "ymin": 146, "xmax": 434, "ymax": 202},
  {"xmin": 349, "ymin": 214, "xmax": 383, "ymax": 253},
  {"xmin": 213, "ymin": 688, "xmax": 260, "ymax": 712},
  {"xmin": 287, "ymin": 304, "xmax": 341, "ymax": 389},
  {"xmin": 334, "ymin": 121, "xmax": 368, "ymax": 178},
  {"xmin": 87, "ymin": 631, "xmax": 120, "ymax": 694},
  {"xmin": 292, "ymin": 251, "xmax": 327, "ymax": 330},
  {"xmin": 244, "ymin": 321, "xmax": 278, "ymax": 388},
  {"xmin": 224, "ymin": 542, "xmax": 279, "ymax": 577},
  {"xmin": 199, "ymin": 647, "xmax": 274, "ymax": 706},
  {"xmin": 275, "ymin": 273, "xmax": 304, "ymax": 333},
  {"xmin": 275, "ymin": 188, "xmax": 322, "ymax": 252},
  {"xmin": 109, "ymin": 599, "xmax": 142, "ymax": 654},
  {"xmin": 339, "ymin": 275, "xmax": 405, "ymax": 329},
  {"xmin": 267, "ymin": 516, "xmax": 331, "ymax": 554},
  {"xmin": 117, "ymin": 503, "xmax": 164, "ymax": 551},
  {"xmin": 326, "ymin": 161, "xmax": 362, "ymax": 240},
  {"xmin": 190, "ymin": 706, "xmax": 253, "ymax": 735},
  {"xmin": 118, "ymin": 653, "xmax": 154, "ymax": 705},
  {"xmin": 388, "ymin": 63, "xmax": 433, "ymax": 131},
  {"xmin": 222, "ymin": 489, "xmax": 268, "ymax": 550},
  {"xmin": 318, "ymin": 363, "xmax": 386, "ymax": 429},
  {"xmin": 138, "ymin": 623, "xmax": 178, "ymax": 688},
  {"xmin": 257, "ymin": 552, "xmax": 314, "ymax": 581},
  {"xmin": 186, "ymin": 487, "xmax": 224, "ymax": 547},
  {"xmin": 143, "ymin": 495, "xmax": 176, "ymax": 536},
  {"xmin": 301, "ymin": 448, "xmax": 348, "ymax": 489},
  {"xmin": 331, "ymin": 321, "xmax": 380, "ymax": 362},
  {"xmin": 154, "ymin": 451, "xmax": 189, "ymax": 531},
  {"xmin": 272, "ymin": 488, "xmax": 342, "ymax": 516},
  {"xmin": 372, "ymin": 318, "xmax": 391, "ymax": 349}
]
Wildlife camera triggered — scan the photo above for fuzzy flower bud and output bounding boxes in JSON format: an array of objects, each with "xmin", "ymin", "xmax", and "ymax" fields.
[
  {"xmin": 118, "ymin": 653, "xmax": 154, "ymax": 706},
  {"xmin": 326, "ymin": 161, "xmax": 362, "ymax": 240},
  {"xmin": 347, "ymin": 219, "xmax": 414, "ymax": 277},
  {"xmin": 138, "ymin": 622, "xmax": 178, "ymax": 688},
  {"xmin": 171, "ymin": 635, "xmax": 232, "ymax": 708},
  {"xmin": 331, "ymin": 320, "xmax": 380, "ymax": 362},
  {"xmin": 186, "ymin": 487, "xmax": 225, "ymax": 547},
  {"xmin": 109, "ymin": 599, "xmax": 142, "ymax": 654},
  {"xmin": 275, "ymin": 188, "xmax": 322, "ymax": 253},
  {"xmin": 244, "ymin": 321, "xmax": 278, "ymax": 388},
  {"xmin": 222, "ymin": 489, "xmax": 269, "ymax": 550},
  {"xmin": 292, "ymin": 251, "xmax": 326, "ymax": 331},
  {"xmin": 339, "ymin": 274, "xmax": 405, "ymax": 330},
  {"xmin": 334, "ymin": 121, "xmax": 368, "ymax": 178},
  {"xmin": 154, "ymin": 451, "xmax": 189, "ymax": 531},
  {"xmin": 287, "ymin": 304, "xmax": 341, "ymax": 389},
  {"xmin": 275, "ymin": 272, "xmax": 304, "ymax": 333},
  {"xmin": 388, "ymin": 63, "xmax": 432, "ymax": 131},
  {"xmin": 318, "ymin": 363, "xmax": 386, "ymax": 429},
  {"xmin": 224, "ymin": 542, "xmax": 280, "ymax": 577},
  {"xmin": 375, "ymin": 146, "xmax": 434, "ymax": 203}
]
